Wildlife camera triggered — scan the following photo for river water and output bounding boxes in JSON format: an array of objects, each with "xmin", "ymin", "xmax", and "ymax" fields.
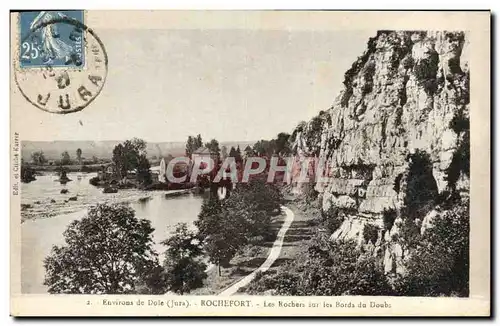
[{"xmin": 20, "ymin": 172, "xmax": 204, "ymax": 293}]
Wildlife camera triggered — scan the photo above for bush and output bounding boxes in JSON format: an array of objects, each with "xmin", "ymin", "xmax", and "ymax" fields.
[
  {"xmin": 21, "ymin": 165, "xmax": 36, "ymax": 183},
  {"xmin": 363, "ymin": 223, "xmax": 379, "ymax": 244},
  {"xmin": 299, "ymin": 241, "xmax": 392, "ymax": 296},
  {"xmin": 383, "ymin": 208, "xmax": 397, "ymax": 230},
  {"xmin": 245, "ymin": 241, "xmax": 393, "ymax": 296},
  {"xmin": 89, "ymin": 176, "xmax": 100, "ymax": 186},
  {"xmin": 404, "ymin": 150, "xmax": 438, "ymax": 220},
  {"xmin": 402, "ymin": 55, "xmax": 415, "ymax": 70},
  {"xmin": 305, "ymin": 182, "xmax": 319, "ymax": 202},
  {"xmin": 322, "ymin": 206, "xmax": 348, "ymax": 233},
  {"xmin": 361, "ymin": 61, "xmax": 376, "ymax": 95},
  {"xmin": 414, "ymin": 51, "xmax": 440, "ymax": 95},
  {"xmin": 394, "ymin": 200, "xmax": 469, "ymax": 297},
  {"xmin": 245, "ymin": 269, "xmax": 301, "ymax": 296}
]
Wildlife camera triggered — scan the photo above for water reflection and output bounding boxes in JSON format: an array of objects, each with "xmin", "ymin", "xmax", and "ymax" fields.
[{"xmin": 21, "ymin": 176, "xmax": 205, "ymax": 294}]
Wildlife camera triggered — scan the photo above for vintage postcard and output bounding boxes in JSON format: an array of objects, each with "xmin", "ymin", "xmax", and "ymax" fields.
[{"xmin": 10, "ymin": 10, "xmax": 490, "ymax": 317}]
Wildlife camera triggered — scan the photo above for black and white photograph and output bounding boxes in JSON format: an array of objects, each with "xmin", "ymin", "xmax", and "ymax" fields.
[{"xmin": 9, "ymin": 10, "xmax": 490, "ymax": 317}]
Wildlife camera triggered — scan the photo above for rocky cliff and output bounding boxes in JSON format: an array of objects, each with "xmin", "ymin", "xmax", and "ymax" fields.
[{"xmin": 291, "ymin": 31, "xmax": 470, "ymax": 275}]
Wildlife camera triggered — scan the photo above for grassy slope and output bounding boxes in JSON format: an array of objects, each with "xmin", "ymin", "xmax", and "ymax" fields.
[
  {"xmin": 190, "ymin": 212, "xmax": 287, "ymax": 295},
  {"xmin": 236, "ymin": 200, "xmax": 321, "ymax": 294}
]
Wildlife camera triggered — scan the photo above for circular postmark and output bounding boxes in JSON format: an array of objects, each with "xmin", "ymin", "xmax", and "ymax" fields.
[{"xmin": 14, "ymin": 15, "xmax": 108, "ymax": 114}]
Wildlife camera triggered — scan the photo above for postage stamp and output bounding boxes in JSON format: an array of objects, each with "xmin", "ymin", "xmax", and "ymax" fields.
[
  {"xmin": 14, "ymin": 10, "xmax": 107, "ymax": 114},
  {"xmin": 19, "ymin": 11, "xmax": 85, "ymax": 68}
]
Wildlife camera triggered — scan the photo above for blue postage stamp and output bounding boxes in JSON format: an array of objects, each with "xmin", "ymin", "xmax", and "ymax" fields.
[{"xmin": 19, "ymin": 11, "xmax": 85, "ymax": 68}]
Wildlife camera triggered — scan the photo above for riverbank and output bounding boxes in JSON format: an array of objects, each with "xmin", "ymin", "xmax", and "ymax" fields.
[
  {"xmin": 28, "ymin": 163, "xmax": 109, "ymax": 173},
  {"xmin": 21, "ymin": 190, "xmax": 205, "ymax": 293},
  {"xmin": 20, "ymin": 171, "xmax": 197, "ymax": 223}
]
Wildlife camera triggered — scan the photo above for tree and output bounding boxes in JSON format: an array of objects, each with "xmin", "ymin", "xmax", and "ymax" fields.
[
  {"xmin": 61, "ymin": 151, "xmax": 71, "ymax": 165},
  {"xmin": 31, "ymin": 150, "xmax": 47, "ymax": 165},
  {"xmin": 76, "ymin": 148, "xmax": 83, "ymax": 165},
  {"xmin": 112, "ymin": 144, "xmax": 126, "ymax": 178},
  {"xmin": 43, "ymin": 204, "xmax": 166, "ymax": 294},
  {"xmin": 235, "ymin": 145, "xmax": 242, "ymax": 163},
  {"xmin": 275, "ymin": 132, "xmax": 291, "ymax": 155},
  {"xmin": 244, "ymin": 145, "xmax": 254, "ymax": 157},
  {"xmin": 195, "ymin": 197, "xmax": 246, "ymax": 276},
  {"xmin": 253, "ymin": 139, "xmax": 275, "ymax": 157},
  {"xmin": 161, "ymin": 223, "xmax": 207, "ymax": 294},
  {"xmin": 252, "ymin": 133, "xmax": 291, "ymax": 158},
  {"xmin": 186, "ymin": 134, "xmax": 204, "ymax": 158},
  {"xmin": 228, "ymin": 146, "xmax": 237, "ymax": 158},
  {"xmin": 226, "ymin": 177, "xmax": 283, "ymax": 239},
  {"xmin": 195, "ymin": 179, "xmax": 283, "ymax": 275},
  {"xmin": 195, "ymin": 134, "xmax": 203, "ymax": 149},
  {"xmin": 185, "ymin": 136, "xmax": 194, "ymax": 158},
  {"xmin": 92, "ymin": 155, "xmax": 99, "ymax": 164},
  {"xmin": 205, "ymin": 139, "xmax": 220, "ymax": 158},
  {"xmin": 136, "ymin": 154, "xmax": 152, "ymax": 185},
  {"xmin": 112, "ymin": 138, "xmax": 149, "ymax": 179},
  {"xmin": 21, "ymin": 163, "xmax": 36, "ymax": 183},
  {"xmin": 202, "ymin": 210, "xmax": 247, "ymax": 276}
]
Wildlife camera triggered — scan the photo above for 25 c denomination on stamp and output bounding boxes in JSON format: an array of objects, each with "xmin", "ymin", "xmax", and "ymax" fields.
[{"xmin": 14, "ymin": 11, "xmax": 108, "ymax": 114}]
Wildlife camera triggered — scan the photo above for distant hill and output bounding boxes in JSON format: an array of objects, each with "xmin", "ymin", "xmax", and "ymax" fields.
[{"xmin": 21, "ymin": 140, "xmax": 256, "ymax": 162}]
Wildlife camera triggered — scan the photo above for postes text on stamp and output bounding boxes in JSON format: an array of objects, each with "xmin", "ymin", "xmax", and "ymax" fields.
[{"xmin": 14, "ymin": 11, "xmax": 108, "ymax": 114}]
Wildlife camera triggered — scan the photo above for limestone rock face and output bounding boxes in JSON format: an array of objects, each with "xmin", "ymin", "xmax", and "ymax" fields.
[{"xmin": 291, "ymin": 31, "xmax": 470, "ymax": 275}]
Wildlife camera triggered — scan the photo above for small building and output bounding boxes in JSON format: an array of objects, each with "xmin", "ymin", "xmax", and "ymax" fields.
[
  {"xmin": 151, "ymin": 171, "xmax": 159, "ymax": 183},
  {"xmin": 106, "ymin": 164, "xmax": 116, "ymax": 174},
  {"xmin": 192, "ymin": 147, "xmax": 219, "ymax": 165}
]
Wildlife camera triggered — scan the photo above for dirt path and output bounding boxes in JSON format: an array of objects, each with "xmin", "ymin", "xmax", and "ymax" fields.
[{"xmin": 218, "ymin": 205, "xmax": 295, "ymax": 296}]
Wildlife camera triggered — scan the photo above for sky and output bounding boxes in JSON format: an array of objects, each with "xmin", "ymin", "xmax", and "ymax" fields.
[{"xmin": 17, "ymin": 28, "xmax": 376, "ymax": 143}]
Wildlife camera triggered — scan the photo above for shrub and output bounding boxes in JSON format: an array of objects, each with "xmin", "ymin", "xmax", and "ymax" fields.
[
  {"xmin": 89, "ymin": 176, "xmax": 100, "ymax": 186},
  {"xmin": 363, "ymin": 223, "xmax": 379, "ymax": 244},
  {"xmin": 245, "ymin": 269, "xmax": 301, "ymax": 296},
  {"xmin": 404, "ymin": 150, "xmax": 438, "ymax": 220},
  {"xmin": 341, "ymin": 35, "xmax": 378, "ymax": 108},
  {"xmin": 401, "ymin": 55, "xmax": 415, "ymax": 70},
  {"xmin": 297, "ymin": 241, "xmax": 392, "ymax": 296},
  {"xmin": 322, "ymin": 206, "xmax": 348, "ymax": 233},
  {"xmin": 414, "ymin": 51, "xmax": 440, "ymax": 95},
  {"xmin": 244, "ymin": 241, "xmax": 393, "ymax": 296},
  {"xmin": 361, "ymin": 61, "xmax": 376, "ymax": 95},
  {"xmin": 382, "ymin": 208, "xmax": 397, "ymax": 230},
  {"xmin": 305, "ymin": 181, "xmax": 319, "ymax": 202},
  {"xmin": 394, "ymin": 200, "xmax": 469, "ymax": 297}
]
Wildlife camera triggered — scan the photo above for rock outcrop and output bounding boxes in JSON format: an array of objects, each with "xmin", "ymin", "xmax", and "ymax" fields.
[{"xmin": 291, "ymin": 31, "xmax": 470, "ymax": 275}]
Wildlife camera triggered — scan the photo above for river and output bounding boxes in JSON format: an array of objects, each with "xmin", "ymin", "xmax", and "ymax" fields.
[{"xmin": 20, "ymin": 172, "xmax": 204, "ymax": 294}]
